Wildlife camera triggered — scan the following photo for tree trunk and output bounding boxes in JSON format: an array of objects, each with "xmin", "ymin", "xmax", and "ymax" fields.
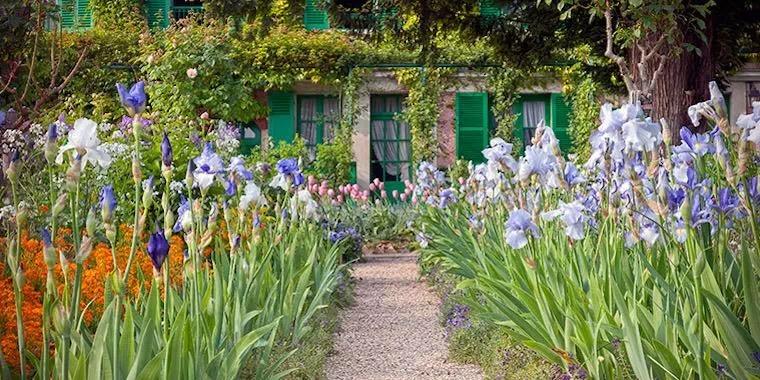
[{"xmin": 633, "ymin": 16, "xmax": 716, "ymax": 133}]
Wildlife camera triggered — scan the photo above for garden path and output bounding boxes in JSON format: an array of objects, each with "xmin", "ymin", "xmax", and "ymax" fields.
[{"xmin": 325, "ymin": 249, "xmax": 482, "ymax": 380}]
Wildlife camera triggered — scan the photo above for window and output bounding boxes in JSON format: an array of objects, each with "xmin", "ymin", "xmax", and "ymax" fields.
[
  {"xmin": 297, "ymin": 95, "xmax": 340, "ymax": 159},
  {"xmin": 370, "ymin": 95, "xmax": 412, "ymax": 189},
  {"xmin": 172, "ymin": 0, "xmax": 204, "ymax": 20},
  {"xmin": 748, "ymin": 82, "xmax": 760, "ymax": 113},
  {"xmin": 522, "ymin": 100, "xmax": 546, "ymax": 144}
]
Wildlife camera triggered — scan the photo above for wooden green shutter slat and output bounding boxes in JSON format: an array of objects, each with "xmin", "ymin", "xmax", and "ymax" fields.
[
  {"xmin": 304, "ymin": 0, "xmax": 329, "ymax": 30},
  {"xmin": 60, "ymin": 0, "xmax": 75, "ymax": 29},
  {"xmin": 550, "ymin": 93, "xmax": 572, "ymax": 154},
  {"xmin": 456, "ymin": 92, "xmax": 489, "ymax": 164},
  {"xmin": 145, "ymin": 0, "xmax": 170, "ymax": 28},
  {"xmin": 76, "ymin": 0, "xmax": 92, "ymax": 28},
  {"xmin": 268, "ymin": 92, "xmax": 295, "ymax": 144}
]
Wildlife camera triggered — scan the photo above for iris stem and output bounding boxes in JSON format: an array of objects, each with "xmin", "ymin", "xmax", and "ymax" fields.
[{"xmin": 10, "ymin": 182, "xmax": 26, "ymax": 380}]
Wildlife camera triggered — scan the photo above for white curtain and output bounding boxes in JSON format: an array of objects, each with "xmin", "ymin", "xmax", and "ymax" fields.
[
  {"xmin": 323, "ymin": 97, "xmax": 340, "ymax": 142},
  {"xmin": 300, "ymin": 98, "xmax": 317, "ymax": 159},
  {"xmin": 523, "ymin": 101, "xmax": 546, "ymax": 142},
  {"xmin": 370, "ymin": 96, "xmax": 411, "ymax": 179}
]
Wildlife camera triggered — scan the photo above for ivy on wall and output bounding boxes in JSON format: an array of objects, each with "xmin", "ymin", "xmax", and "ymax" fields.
[
  {"xmin": 487, "ymin": 66, "xmax": 528, "ymax": 150},
  {"xmin": 560, "ymin": 46, "xmax": 603, "ymax": 162},
  {"xmin": 395, "ymin": 67, "xmax": 452, "ymax": 164}
]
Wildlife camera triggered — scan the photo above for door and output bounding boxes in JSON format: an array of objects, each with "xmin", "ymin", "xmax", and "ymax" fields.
[{"xmin": 369, "ymin": 95, "xmax": 411, "ymax": 195}]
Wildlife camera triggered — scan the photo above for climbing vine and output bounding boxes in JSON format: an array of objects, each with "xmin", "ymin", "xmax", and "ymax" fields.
[
  {"xmin": 395, "ymin": 67, "xmax": 453, "ymax": 164},
  {"xmin": 560, "ymin": 46, "xmax": 603, "ymax": 162},
  {"xmin": 487, "ymin": 66, "xmax": 528, "ymax": 150}
]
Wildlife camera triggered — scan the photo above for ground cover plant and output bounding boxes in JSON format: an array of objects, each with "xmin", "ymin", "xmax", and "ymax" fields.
[{"xmin": 414, "ymin": 84, "xmax": 760, "ymax": 379}]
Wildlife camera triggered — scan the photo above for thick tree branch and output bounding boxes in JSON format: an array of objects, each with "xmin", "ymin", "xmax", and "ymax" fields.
[{"xmin": 604, "ymin": 3, "xmax": 636, "ymax": 96}]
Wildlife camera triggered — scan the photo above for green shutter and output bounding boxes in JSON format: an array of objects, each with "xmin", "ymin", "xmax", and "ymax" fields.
[
  {"xmin": 456, "ymin": 92, "xmax": 489, "ymax": 164},
  {"xmin": 304, "ymin": 0, "xmax": 329, "ymax": 30},
  {"xmin": 240, "ymin": 123, "xmax": 261, "ymax": 155},
  {"xmin": 145, "ymin": 0, "xmax": 170, "ymax": 28},
  {"xmin": 77, "ymin": 0, "xmax": 92, "ymax": 28},
  {"xmin": 480, "ymin": 0, "xmax": 501, "ymax": 17},
  {"xmin": 550, "ymin": 93, "xmax": 572, "ymax": 154},
  {"xmin": 59, "ymin": 0, "xmax": 75, "ymax": 29},
  {"xmin": 268, "ymin": 92, "xmax": 295, "ymax": 144}
]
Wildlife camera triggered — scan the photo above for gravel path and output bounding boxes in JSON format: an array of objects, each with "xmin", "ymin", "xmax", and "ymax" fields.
[{"xmin": 325, "ymin": 251, "xmax": 482, "ymax": 380}]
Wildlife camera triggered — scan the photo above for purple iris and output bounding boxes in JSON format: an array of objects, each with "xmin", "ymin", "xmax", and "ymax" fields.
[
  {"xmin": 228, "ymin": 157, "xmax": 253, "ymax": 181},
  {"xmin": 116, "ymin": 81, "xmax": 147, "ymax": 116},
  {"xmin": 504, "ymin": 209, "xmax": 540, "ymax": 249},
  {"xmin": 691, "ymin": 192, "xmax": 716, "ymax": 233},
  {"xmin": 192, "ymin": 143, "xmax": 225, "ymax": 189},
  {"xmin": 146, "ymin": 229, "xmax": 170, "ymax": 272},
  {"xmin": 173, "ymin": 196, "xmax": 190, "ymax": 233},
  {"xmin": 47, "ymin": 124, "xmax": 58, "ymax": 143},
  {"xmin": 438, "ymin": 188, "xmax": 457, "ymax": 208},
  {"xmin": 678, "ymin": 127, "xmax": 715, "ymax": 157},
  {"xmin": 275, "ymin": 158, "xmax": 304, "ymax": 186},
  {"xmin": 40, "ymin": 228, "xmax": 53, "ymax": 248},
  {"xmin": 674, "ymin": 164, "xmax": 698, "ymax": 189},
  {"xmin": 99, "ymin": 185, "xmax": 117, "ymax": 221},
  {"xmin": 563, "ymin": 162, "xmax": 584, "ymax": 186},
  {"xmin": 667, "ymin": 188, "xmax": 686, "ymax": 213},
  {"xmin": 120, "ymin": 115, "xmax": 153, "ymax": 130},
  {"xmin": 716, "ymin": 188, "xmax": 740, "ymax": 215},
  {"xmin": 161, "ymin": 133, "xmax": 173, "ymax": 168}
]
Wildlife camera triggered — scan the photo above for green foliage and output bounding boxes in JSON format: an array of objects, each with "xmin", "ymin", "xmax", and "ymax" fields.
[
  {"xmin": 560, "ymin": 45, "xmax": 604, "ymax": 161},
  {"xmin": 487, "ymin": 66, "xmax": 528, "ymax": 148},
  {"xmin": 139, "ymin": 19, "xmax": 268, "ymax": 130},
  {"xmin": 395, "ymin": 67, "xmax": 452, "ymax": 164},
  {"xmin": 312, "ymin": 142, "xmax": 353, "ymax": 185},
  {"xmin": 448, "ymin": 322, "xmax": 555, "ymax": 380}
]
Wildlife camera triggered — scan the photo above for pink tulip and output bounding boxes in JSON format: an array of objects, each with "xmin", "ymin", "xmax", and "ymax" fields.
[
  {"xmin": 361, "ymin": 195, "xmax": 368, "ymax": 202},
  {"xmin": 363, "ymin": 190, "xmax": 370, "ymax": 197},
  {"xmin": 380, "ymin": 190, "xmax": 387, "ymax": 198},
  {"xmin": 405, "ymin": 188, "xmax": 412, "ymax": 196},
  {"xmin": 318, "ymin": 188, "xmax": 327, "ymax": 196},
  {"xmin": 392, "ymin": 190, "xmax": 399, "ymax": 199},
  {"xmin": 379, "ymin": 182, "xmax": 385, "ymax": 190},
  {"xmin": 338, "ymin": 185, "xmax": 344, "ymax": 193},
  {"xmin": 328, "ymin": 189, "xmax": 335, "ymax": 197},
  {"xmin": 458, "ymin": 177, "xmax": 465, "ymax": 185},
  {"xmin": 400, "ymin": 193, "xmax": 407, "ymax": 202},
  {"xmin": 321, "ymin": 180, "xmax": 328, "ymax": 187},
  {"xmin": 337, "ymin": 194, "xmax": 344, "ymax": 203},
  {"xmin": 369, "ymin": 183, "xmax": 376, "ymax": 192},
  {"xmin": 375, "ymin": 199, "xmax": 381, "ymax": 206},
  {"xmin": 373, "ymin": 178, "xmax": 381, "ymax": 187}
]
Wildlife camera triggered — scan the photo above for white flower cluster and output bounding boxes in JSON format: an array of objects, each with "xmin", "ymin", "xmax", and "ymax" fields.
[
  {"xmin": 0, "ymin": 205, "xmax": 14, "ymax": 221},
  {"xmin": 170, "ymin": 180, "xmax": 186, "ymax": 194},
  {"xmin": 28, "ymin": 123, "xmax": 47, "ymax": 149},
  {"xmin": 210, "ymin": 120, "xmax": 241, "ymax": 158},
  {"xmin": 100, "ymin": 142, "xmax": 131, "ymax": 161},
  {"xmin": 1, "ymin": 129, "xmax": 24, "ymax": 155}
]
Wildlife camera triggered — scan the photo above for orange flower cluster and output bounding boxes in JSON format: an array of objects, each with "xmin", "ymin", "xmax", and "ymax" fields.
[{"xmin": 0, "ymin": 226, "xmax": 186, "ymax": 369}]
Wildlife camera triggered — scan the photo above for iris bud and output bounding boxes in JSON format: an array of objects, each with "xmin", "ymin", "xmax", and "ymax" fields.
[
  {"xmin": 142, "ymin": 176, "xmax": 155, "ymax": 209},
  {"xmin": 52, "ymin": 305, "xmax": 71, "ymax": 336},
  {"xmin": 6, "ymin": 150, "xmax": 19, "ymax": 183},
  {"xmin": 45, "ymin": 124, "xmax": 58, "ymax": 164},
  {"xmin": 75, "ymin": 235, "xmax": 93, "ymax": 264},
  {"xmin": 15, "ymin": 269, "xmax": 25, "ymax": 287},
  {"xmin": 105, "ymin": 223, "xmax": 117, "ymax": 245},
  {"xmin": 86, "ymin": 207, "xmax": 97, "ymax": 237},
  {"xmin": 53, "ymin": 193, "xmax": 68, "ymax": 217},
  {"xmin": 15, "ymin": 203, "xmax": 28, "ymax": 227},
  {"xmin": 132, "ymin": 154, "xmax": 142, "ymax": 184},
  {"xmin": 680, "ymin": 195, "xmax": 692, "ymax": 225},
  {"xmin": 163, "ymin": 209, "xmax": 175, "ymax": 239},
  {"xmin": 65, "ymin": 157, "xmax": 82, "ymax": 190},
  {"xmin": 185, "ymin": 161, "xmax": 195, "ymax": 189}
]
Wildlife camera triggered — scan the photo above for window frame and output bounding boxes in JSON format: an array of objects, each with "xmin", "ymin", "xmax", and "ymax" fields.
[{"xmin": 296, "ymin": 94, "xmax": 341, "ymax": 157}]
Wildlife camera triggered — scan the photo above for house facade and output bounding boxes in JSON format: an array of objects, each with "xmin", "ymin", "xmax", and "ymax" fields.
[
  {"xmin": 57, "ymin": 0, "xmax": 572, "ymax": 189},
  {"xmin": 727, "ymin": 62, "xmax": 760, "ymax": 123}
]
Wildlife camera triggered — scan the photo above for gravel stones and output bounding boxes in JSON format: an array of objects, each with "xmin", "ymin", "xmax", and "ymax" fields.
[{"xmin": 325, "ymin": 251, "xmax": 482, "ymax": 380}]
